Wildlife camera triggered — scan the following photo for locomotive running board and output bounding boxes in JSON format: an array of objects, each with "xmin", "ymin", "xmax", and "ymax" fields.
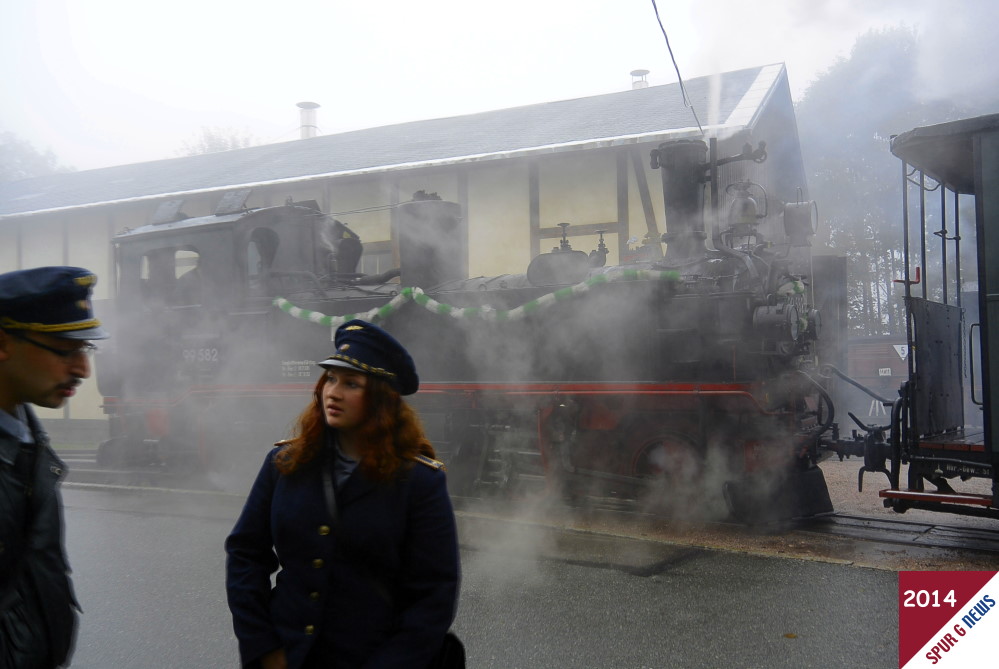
[
  {"xmin": 879, "ymin": 489, "xmax": 999, "ymax": 519},
  {"xmin": 879, "ymin": 489, "xmax": 994, "ymax": 506}
]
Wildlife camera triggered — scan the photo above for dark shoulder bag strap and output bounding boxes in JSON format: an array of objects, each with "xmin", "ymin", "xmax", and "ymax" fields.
[
  {"xmin": 321, "ymin": 455, "xmax": 339, "ymax": 523},
  {"xmin": 320, "ymin": 455, "xmax": 396, "ymax": 605}
]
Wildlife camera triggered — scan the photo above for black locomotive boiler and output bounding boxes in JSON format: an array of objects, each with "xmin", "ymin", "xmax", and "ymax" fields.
[{"xmin": 97, "ymin": 138, "xmax": 842, "ymax": 521}]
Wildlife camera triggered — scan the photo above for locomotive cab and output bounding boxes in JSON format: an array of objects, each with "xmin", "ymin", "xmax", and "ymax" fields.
[{"xmin": 98, "ymin": 198, "xmax": 350, "ymax": 477}]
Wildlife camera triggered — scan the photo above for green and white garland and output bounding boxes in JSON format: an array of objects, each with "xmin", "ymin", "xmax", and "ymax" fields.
[{"xmin": 273, "ymin": 268, "xmax": 680, "ymax": 328}]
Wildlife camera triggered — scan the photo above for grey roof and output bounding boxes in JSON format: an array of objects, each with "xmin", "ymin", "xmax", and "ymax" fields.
[
  {"xmin": 891, "ymin": 113, "xmax": 999, "ymax": 194},
  {"xmin": 0, "ymin": 64, "xmax": 787, "ymax": 219}
]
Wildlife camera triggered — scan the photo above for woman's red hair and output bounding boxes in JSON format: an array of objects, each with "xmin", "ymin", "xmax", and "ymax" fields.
[{"xmin": 273, "ymin": 373, "xmax": 435, "ymax": 481}]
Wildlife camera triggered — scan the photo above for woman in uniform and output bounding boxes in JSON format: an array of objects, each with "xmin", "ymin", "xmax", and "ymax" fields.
[{"xmin": 225, "ymin": 319, "xmax": 460, "ymax": 669}]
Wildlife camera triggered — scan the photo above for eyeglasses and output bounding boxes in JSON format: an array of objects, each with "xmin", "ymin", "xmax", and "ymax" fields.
[{"xmin": 7, "ymin": 331, "xmax": 97, "ymax": 360}]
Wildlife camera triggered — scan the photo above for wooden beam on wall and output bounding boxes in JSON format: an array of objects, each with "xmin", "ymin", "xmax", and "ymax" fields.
[
  {"xmin": 389, "ymin": 179, "xmax": 401, "ymax": 267},
  {"xmin": 616, "ymin": 150, "xmax": 630, "ymax": 254},
  {"xmin": 529, "ymin": 160, "xmax": 540, "ymax": 258},
  {"xmin": 457, "ymin": 168, "xmax": 469, "ymax": 278},
  {"xmin": 62, "ymin": 219, "xmax": 69, "ymax": 264},
  {"xmin": 630, "ymin": 148, "xmax": 660, "ymax": 241},
  {"xmin": 62, "ymin": 218, "xmax": 70, "ymax": 420},
  {"xmin": 107, "ymin": 214, "xmax": 117, "ymax": 298},
  {"xmin": 538, "ymin": 221, "xmax": 622, "ymax": 239}
]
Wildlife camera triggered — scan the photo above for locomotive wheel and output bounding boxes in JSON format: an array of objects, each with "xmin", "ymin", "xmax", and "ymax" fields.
[
  {"xmin": 630, "ymin": 430, "xmax": 702, "ymax": 481},
  {"xmin": 628, "ymin": 427, "xmax": 707, "ymax": 515},
  {"xmin": 96, "ymin": 436, "xmax": 130, "ymax": 468},
  {"xmin": 158, "ymin": 435, "xmax": 200, "ymax": 474}
]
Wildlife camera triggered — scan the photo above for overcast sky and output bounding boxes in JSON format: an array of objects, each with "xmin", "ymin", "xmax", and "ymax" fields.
[{"xmin": 2, "ymin": 0, "xmax": 994, "ymax": 172}]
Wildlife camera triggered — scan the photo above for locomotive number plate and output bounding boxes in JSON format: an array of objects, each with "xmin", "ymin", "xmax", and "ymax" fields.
[{"xmin": 182, "ymin": 347, "xmax": 220, "ymax": 364}]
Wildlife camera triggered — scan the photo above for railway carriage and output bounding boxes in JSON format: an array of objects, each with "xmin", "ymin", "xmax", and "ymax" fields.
[{"xmin": 848, "ymin": 114, "xmax": 999, "ymax": 518}]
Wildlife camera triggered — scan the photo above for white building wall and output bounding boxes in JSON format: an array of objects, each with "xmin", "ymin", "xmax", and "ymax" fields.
[{"xmin": 3, "ymin": 143, "xmax": 673, "ymax": 434}]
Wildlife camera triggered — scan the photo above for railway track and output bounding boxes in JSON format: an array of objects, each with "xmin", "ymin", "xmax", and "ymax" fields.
[
  {"xmin": 795, "ymin": 513, "xmax": 999, "ymax": 554},
  {"xmin": 62, "ymin": 449, "xmax": 999, "ymax": 557},
  {"xmin": 62, "ymin": 450, "xmax": 213, "ymax": 489}
]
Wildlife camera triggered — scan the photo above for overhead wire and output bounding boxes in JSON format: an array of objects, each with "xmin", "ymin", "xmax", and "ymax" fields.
[{"xmin": 649, "ymin": 0, "xmax": 704, "ymax": 135}]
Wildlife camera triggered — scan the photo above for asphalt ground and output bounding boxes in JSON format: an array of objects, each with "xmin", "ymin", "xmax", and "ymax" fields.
[{"xmin": 60, "ymin": 484, "xmax": 909, "ymax": 669}]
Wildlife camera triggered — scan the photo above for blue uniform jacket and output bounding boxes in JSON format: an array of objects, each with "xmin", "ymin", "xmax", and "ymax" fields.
[{"xmin": 225, "ymin": 446, "xmax": 460, "ymax": 669}]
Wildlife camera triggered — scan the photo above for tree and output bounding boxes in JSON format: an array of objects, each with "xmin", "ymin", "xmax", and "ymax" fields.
[
  {"xmin": 179, "ymin": 126, "xmax": 258, "ymax": 156},
  {"xmin": 0, "ymin": 131, "xmax": 74, "ymax": 182},
  {"xmin": 796, "ymin": 27, "xmax": 993, "ymax": 336}
]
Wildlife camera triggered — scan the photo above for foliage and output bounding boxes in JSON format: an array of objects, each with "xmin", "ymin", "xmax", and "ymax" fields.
[
  {"xmin": 179, "ymin": 126, "xmax": 258, "ymax": 156},
  {"xmin": 795, "ymin": 27, "xmax": 991, "ymax": 336},
  {"xmin": 0, "ymin": 131, "xmax": 74, "ymax": 182}
]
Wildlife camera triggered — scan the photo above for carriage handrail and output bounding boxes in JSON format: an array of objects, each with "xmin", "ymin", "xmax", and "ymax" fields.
[
  {"xmin": 970, "ymin": 322, "xmax": 983, "ymax": 406},
  {"xmin": 818, "ymin": 364, "xmax": 895, "ymax": 406}
]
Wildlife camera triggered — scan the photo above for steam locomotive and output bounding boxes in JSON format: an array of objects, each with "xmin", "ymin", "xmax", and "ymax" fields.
[{"xmin": 97, "ymin": 137, "xmax": 844, "ymax": 522}]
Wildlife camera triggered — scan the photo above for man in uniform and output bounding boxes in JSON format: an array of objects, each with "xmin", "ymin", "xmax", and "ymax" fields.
[{"xmin": 0, "ymin": 266, "xmax": 109, "ymax": 668}]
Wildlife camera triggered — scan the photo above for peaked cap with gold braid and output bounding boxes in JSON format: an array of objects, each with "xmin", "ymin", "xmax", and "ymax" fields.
[
  {"xmin": 0, "ymin": 266, "xmax": 109, "ymax": 340},
  {"xmin": 318, "ymin": 319, "xmax": 418, "ymax": 395}
]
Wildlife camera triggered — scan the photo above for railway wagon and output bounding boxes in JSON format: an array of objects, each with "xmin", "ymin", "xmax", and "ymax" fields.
[
  {"xmin": 96, "ymin": 138, "xmax": 843, "ymax": 521},
  {"xmin": 850, "ymin": 114, "xmax": 999, "ymax": 518}
]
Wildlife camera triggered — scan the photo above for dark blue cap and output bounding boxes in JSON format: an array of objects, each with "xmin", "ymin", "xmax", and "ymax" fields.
[
  {"xmin": 318, "ymin": 319, "xmax": 418, "ymax": 395},
  {"xmin": 0, "ymin": 266, "xmax": 110, "ymax": 340}
]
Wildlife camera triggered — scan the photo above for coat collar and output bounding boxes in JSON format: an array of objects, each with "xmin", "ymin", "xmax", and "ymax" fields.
[
  {"xmin": 0, "ymin": 431, "xmax": 19, "ymax": 466},
  {"xmin": 321, "ymin": 430, "xmax": 410, "ymax": 506},
  {"xmin": 337, "ymin": 465, "xmax": 380, "ymax": 506},
  {"xmin": 0, "ymin": 406, "xmax": 63, "ymax": 474},
  {"xmin": 0, "ymin": 405, "xmax": 32, "ymax": 443}
]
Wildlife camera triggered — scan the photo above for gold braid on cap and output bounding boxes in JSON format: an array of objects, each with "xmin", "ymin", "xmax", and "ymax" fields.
[
  {"xmin": 0, "ymin": 316, "xmax": 102, "ymax": 333},
  {"xmin": 328, "ymin": 353, "xmax": 397, "ymax": 379}
]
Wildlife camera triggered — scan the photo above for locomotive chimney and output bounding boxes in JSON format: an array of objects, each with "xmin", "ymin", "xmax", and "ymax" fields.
[
  {"xmin": 653, "ymin": 139, "xmax": 708, "ymax": 263},
  {"xmin": 297, "ymin": 101, "xmax": 320, "ymax": 139},
  {"xmin": 396, "ymin": 197, "xmax": 466, "ymax": 289},
  {"xmin": 630, "ymin": 69, "xmax": 650, "ymax": 89}
]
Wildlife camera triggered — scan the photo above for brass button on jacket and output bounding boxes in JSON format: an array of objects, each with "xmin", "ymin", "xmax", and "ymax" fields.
[
  {"xmin": 312, "ymin": 558, "xmax": 324, "ymax": 569},
  {"xmin": 309, "ymin": 591, "xmax": 320, "ymax": 601},
  {"xmin": 304, "ymin": 625, "xmax": 315, "ymax": 635},
  {"xmin": 318, "ymin": 525, "xmax": 330, "ymax": 536}
]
